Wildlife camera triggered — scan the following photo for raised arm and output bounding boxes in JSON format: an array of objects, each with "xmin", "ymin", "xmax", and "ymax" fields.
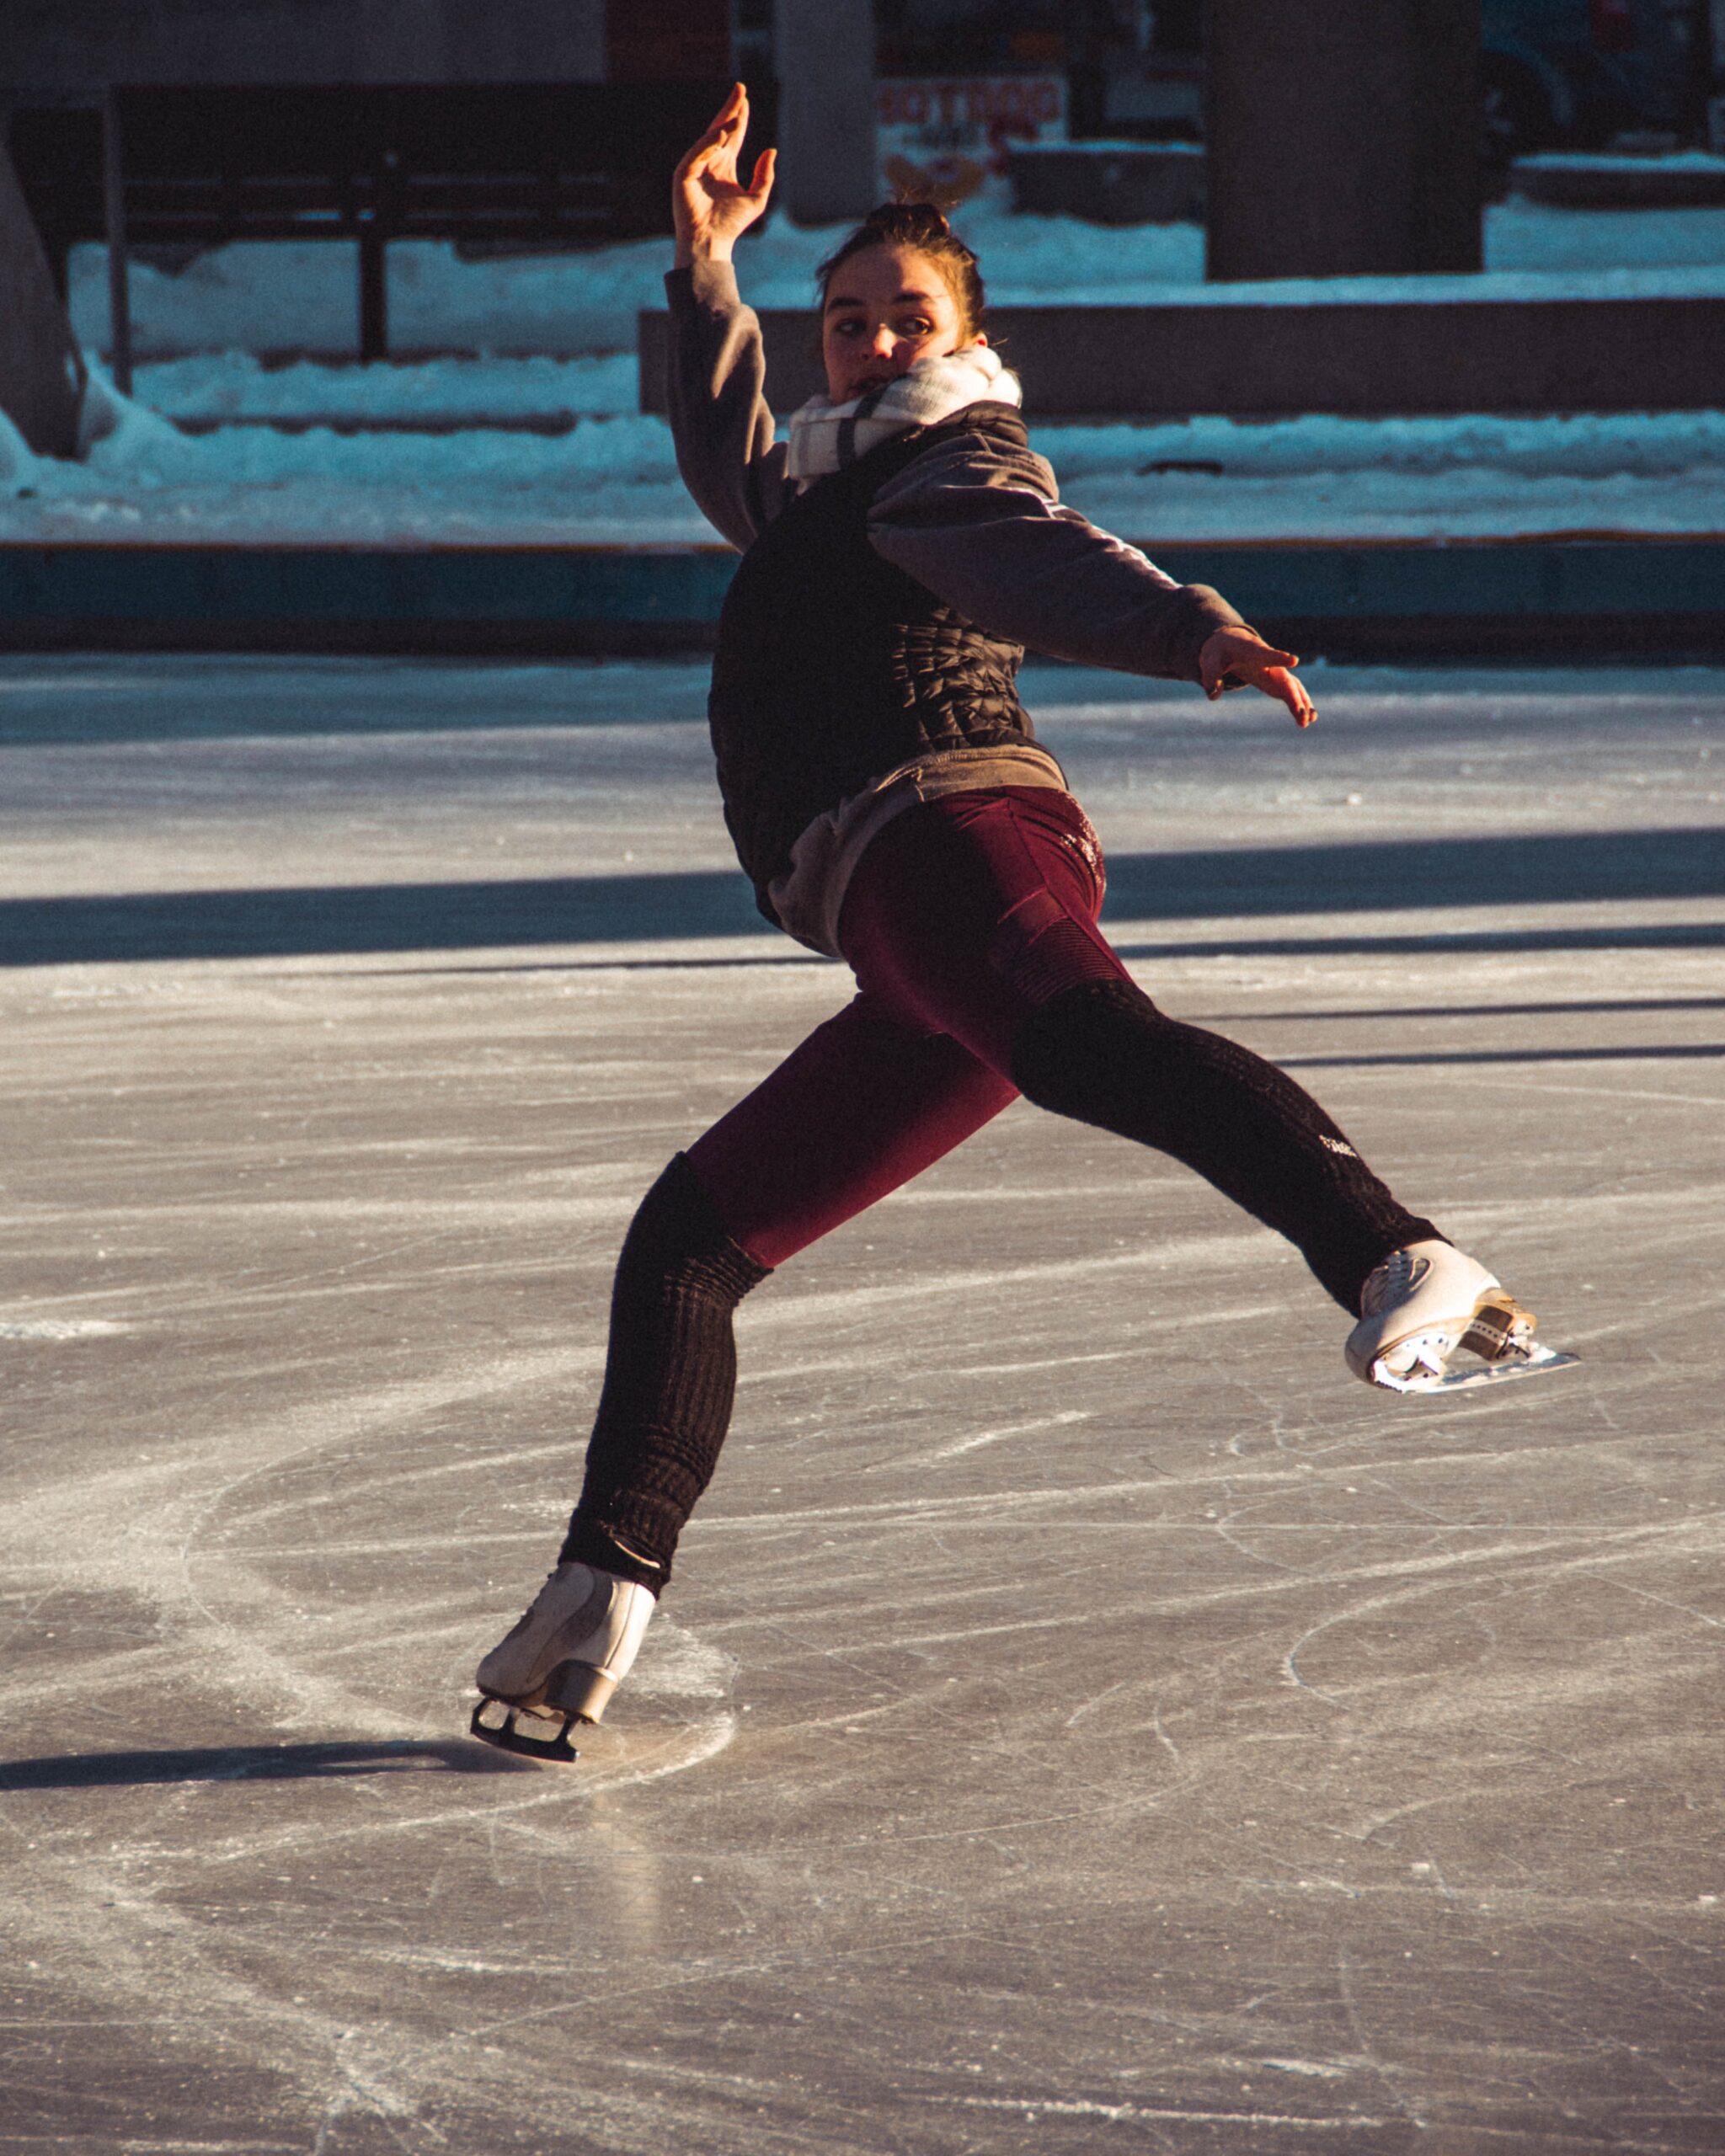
[{"xmin": 665, "ymin": 84, "xmax": 795, "ymax": 548}]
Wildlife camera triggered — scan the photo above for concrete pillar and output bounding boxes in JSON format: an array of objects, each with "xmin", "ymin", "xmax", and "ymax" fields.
[
  {"xmin": 772, "ymin": 0, "xmax": 878, "ymax": 226},
  {"xmin": 1206, "ymin": 0, "xmax": 1481, "ymax": 283},
  {"xmin": 0, "ymin": 141, "xmax": 85, "ymax": 459}
]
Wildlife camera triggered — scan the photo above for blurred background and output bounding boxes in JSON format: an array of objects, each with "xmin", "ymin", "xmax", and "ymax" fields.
[{"xmin": 0, "ymin": 2, "xmax": 1721, "ymax": 643}]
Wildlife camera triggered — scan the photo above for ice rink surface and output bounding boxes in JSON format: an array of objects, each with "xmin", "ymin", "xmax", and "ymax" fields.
[{"xmin": 1, "ymin": 654, "xmax": 1721, "ymax": 2154}]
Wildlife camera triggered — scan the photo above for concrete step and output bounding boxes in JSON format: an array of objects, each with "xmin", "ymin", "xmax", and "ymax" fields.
[
  {"xmin": 0, "ymin": 536, "xmax": 1720, "ymax": 659},
  {"xmin": 638, "ymin": 293, "xmax": 1725, "ymax": 420},
  {"xmin": 1512, "ymin": 152, "xmax": 1725, "ymax": 210}
]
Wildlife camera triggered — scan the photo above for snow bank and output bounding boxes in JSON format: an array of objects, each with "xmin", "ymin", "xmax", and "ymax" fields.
[
  {"xmin": 2, "ymin": 363, "xmax": 696, "ymax": 546},
  {"xmin": 1046, "ymin": 410, "xmax": 1725, "ymax": 482},
  {"xmin": 13, "ymin": 193, "xmax": 1720, "ymax": 547},
  {"xmin": 64, "ymin": 197, "xmax": 1725, "ymax": 358},
  {"xmin": 66, "ymin": 228, "xmax": 843, "ymax": 361},
  {"xmin": 5, "ymin": 372, "xmax": 1722, "ymax": 547},
  {"xmin": 144, "ymin": 350, "xmax": 640, "ymax": 421}
]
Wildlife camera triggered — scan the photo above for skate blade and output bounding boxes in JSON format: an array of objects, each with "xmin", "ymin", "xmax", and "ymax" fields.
[
  {"xmin": 468, "ymin": 1698, "xmax": 579, "ymax": 1764},
  {"xmin": 1372, "ymin": 1342, "xmax": 1581, "ymax": 1395}
]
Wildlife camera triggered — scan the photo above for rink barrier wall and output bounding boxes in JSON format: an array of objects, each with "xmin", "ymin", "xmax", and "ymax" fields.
[
  {"xmin": 637, "ymin": 300, "xmax": 1725, "ymax": 419},
  {"xmin": 0, "ymin": 536, "xmax": 1721, "ymax": 658}
]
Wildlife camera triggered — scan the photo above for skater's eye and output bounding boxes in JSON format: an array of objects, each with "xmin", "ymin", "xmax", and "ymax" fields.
[{"xmin": 830, "ymin": 315, "xmax": 934, "ymax": 347}]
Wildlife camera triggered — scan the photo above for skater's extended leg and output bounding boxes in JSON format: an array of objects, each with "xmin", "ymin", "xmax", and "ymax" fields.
[
  {"xmin": 1008, "ymin": 977, "xmax": 1437, "ymax": 1312},
  {"xmin": 839, "ymin": 789, "xmax": 1439, "ymax": 1314}
]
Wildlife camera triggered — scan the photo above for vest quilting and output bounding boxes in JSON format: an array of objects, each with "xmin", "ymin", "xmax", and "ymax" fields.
[{"xmin": 708, "ymin": 404, "xmax": 1039, "ymax": 921}]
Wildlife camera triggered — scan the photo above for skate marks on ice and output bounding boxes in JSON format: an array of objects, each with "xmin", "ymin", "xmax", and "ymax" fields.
[
  {"xmin": 642, "ymin": 1106, "xmax": 1723, "ymax": 2148},
  {"xmin": 0, "ymin": 1355, "xmax": 741, "ymax": 2152},
  {"xmin": 2, "ymin": 660, "xmax": 1722, "ymax": 2151},
  {"xmin": 0, "ymin": 1315, "xmax": 131, "ymax": 1338},
  {"xmin": 12, "ymin": 1216, "xmax": 1712, "ymax": 2150},
  {"xmin": 0, "ymin": 1348, "xmax": 739, "ymax": 1784},
  {"xmin": 4, "ymin": 1165, "xmax": 1722, "ymax": 2144}
]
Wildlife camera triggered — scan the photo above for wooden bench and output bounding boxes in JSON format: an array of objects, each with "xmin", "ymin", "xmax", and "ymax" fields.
[{"xmin": 8, "ymin": 81, "xmax": 775, "ymax": 388}]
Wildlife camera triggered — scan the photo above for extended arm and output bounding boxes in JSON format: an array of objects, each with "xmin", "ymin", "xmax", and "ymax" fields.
[{"xmin": 869, "ymin": 433, "xmax": 1315, "ymax": 723}]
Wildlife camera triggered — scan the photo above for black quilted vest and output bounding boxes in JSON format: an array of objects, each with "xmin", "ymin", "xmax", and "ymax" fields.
[{"xmin": 708, "ymin": 403, "xmax": 1038, "ymax": 920}]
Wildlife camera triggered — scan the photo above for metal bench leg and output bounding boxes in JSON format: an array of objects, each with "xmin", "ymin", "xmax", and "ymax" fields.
[
  {"xmin": 101, "ymin": 87, "xmax": 133, "ymax": 397},
  {"xmin": 358, "ymin": 226, "xmax": 387, "ymax": 363}
]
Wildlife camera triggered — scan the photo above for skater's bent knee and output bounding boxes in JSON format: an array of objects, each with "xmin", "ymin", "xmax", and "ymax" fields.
[
  {"xmin": 617, "ymin": 1154, "xmax": 772, "ymax": 1309},
  {"xmin": 1009, "ymin": 977, "xmax": 1167, "ymax": 1114}
]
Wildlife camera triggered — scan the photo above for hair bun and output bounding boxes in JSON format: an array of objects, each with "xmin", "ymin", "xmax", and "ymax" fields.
[
  {"xmin": 881, "ymin": 155, "xmax": 978, "ymax": 216},
  {"xmin": 857, "ymin": 200, "xmax": 977, "ymax": 266},
  {"xmin": 885, "ymin": 195, "xmax": 955, "ymax": 229}
]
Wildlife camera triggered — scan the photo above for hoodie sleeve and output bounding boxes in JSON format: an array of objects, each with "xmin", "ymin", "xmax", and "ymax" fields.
[
  {"xmin": 664, "ymin": 259, "xmax": 797, "ymax": 551},
  {"xmin": 865, "ymin": 424, "xmax": 1247, "ymax": 684}
]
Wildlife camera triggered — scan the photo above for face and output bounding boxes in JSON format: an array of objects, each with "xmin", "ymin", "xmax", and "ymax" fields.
[{"xmin": 820, "ymin": 241, "xmax": 983, "ymax": 403}]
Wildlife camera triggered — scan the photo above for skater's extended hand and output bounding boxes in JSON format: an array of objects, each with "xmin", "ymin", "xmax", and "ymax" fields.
[
  {"xmin": 1199, "ymin": 626, "xmax": 1316, "ymax": 728},
  {"xmin": 674, "ymin": 83, "xmax": 776, "ymax": 267}
]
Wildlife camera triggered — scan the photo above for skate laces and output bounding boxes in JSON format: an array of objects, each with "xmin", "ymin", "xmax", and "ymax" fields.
[{"xmin": 1360, "ymin": 1248, "xmax": 1428, "ymax": 1317}]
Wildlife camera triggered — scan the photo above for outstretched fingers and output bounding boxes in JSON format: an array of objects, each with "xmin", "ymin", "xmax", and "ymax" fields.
[
  {"xmin": 1235, "ymin": 643, "xmax": 1315, "ymax": 726},
  {"xmin": 1199, "ymin": 628, "xmax": 1316, "ymax": 727},
  {"xmin": 1263, "ymin": 664, "xmax": 1317, "ymax": 728},
  {"xmin": 676, "ymin": 83, "xmax": 749, "ymax": 184}
]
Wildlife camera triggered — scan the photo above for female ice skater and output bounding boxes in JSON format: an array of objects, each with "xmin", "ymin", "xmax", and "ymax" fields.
[{"xmin": 471, "ymin": 87, "xmax": 1565, "ymax": 1760}]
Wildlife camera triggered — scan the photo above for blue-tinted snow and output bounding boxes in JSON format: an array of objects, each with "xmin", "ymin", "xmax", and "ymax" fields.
[
  {"xmin": 3, "ymin": 192, "xmax": 1717, "ymax": 546},
  {"xmin": 62, "ymin": 193, "xmax": 1725, "ymax": 355}
]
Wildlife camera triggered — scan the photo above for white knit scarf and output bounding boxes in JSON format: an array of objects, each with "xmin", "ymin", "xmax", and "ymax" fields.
[{"xmin": 783, "ymin": 346, "xmax": 1022, "ymax": 488}]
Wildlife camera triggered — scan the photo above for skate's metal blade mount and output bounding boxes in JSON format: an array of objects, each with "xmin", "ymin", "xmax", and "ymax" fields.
[
  {"xmin": 1374, "ymin": 1342, "xmax": 1581, "ymax": 1395},
  {"xmin": 468, "ymin": 1698, "xmax": 579, "ymax": 1764}
]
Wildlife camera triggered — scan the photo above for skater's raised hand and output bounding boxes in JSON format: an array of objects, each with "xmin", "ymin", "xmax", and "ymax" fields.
[
  {"xmin": 1199, "ymin": 625, "xmax": 1316, "ymax": 728},
  {"xmin": 674, "ymin": 83, "xmax": 777, "ymax": 267}
]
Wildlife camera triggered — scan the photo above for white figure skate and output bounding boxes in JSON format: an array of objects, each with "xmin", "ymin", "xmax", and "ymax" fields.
[
  {"xmin": 470, "ymin": 1561, "xmax": 657, "ymax": 1763},
  {"xmin": 1346, "ymin": 1239, "xmax": 1578, "ymax": 1394}
]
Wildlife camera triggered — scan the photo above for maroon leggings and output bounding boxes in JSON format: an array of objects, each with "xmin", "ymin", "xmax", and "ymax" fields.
[
  {"xmin": 563, "ymin": 788, "xmax": 1436, "ymax": 1586},
  {"xmin": 687, "ymin": 788, "xmax": 1124, "ymax": 1267}
]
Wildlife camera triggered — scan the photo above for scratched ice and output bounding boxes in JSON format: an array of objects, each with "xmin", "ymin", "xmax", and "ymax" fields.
[{"xmin": 0, "ymin": 655, "xmax": 1721, "ymax": 2153}]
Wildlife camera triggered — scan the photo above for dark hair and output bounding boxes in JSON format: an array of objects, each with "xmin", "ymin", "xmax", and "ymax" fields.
[{"xmin": 814, "ymin": 202, "xmax": 986, "ymax": 340}]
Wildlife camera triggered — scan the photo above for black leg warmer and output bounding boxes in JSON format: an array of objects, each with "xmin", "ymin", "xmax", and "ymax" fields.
[
  {"xmin": 1010, "ymin": 979, "xmax": 1441, "ymax": 1313},
  {"xmin": 560, "ymin": 1153, "xmax": 770, "ymax": 1589}
]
